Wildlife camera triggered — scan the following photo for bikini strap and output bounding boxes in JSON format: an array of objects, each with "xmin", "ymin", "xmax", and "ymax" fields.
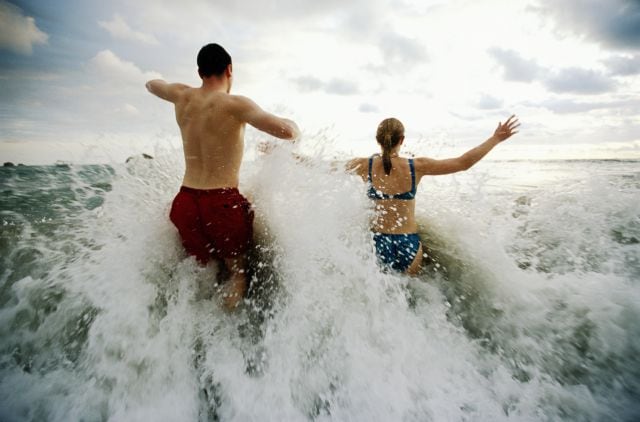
[{"xmin": 408, "ymin": 158, "xmax": 416, "ymax": 193}]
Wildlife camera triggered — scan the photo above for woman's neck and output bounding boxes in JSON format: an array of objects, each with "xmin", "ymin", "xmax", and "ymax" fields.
[{"xmin": 381, "ymin": 149, "xmax": 401, "ymax": 158}]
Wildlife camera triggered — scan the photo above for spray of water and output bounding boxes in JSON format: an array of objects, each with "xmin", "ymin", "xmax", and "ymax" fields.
[{"xmin": 0, "ymin": 148, "xmax": 638, "ymax": 421}]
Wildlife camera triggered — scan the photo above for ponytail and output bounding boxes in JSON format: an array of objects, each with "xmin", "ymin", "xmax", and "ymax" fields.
[
  {"xmin": 376, "ymin": 118, "xmax": 404, "ymax": 175},
  {"xmin": 381, "ymin": 133, "xmax": 393, "ymax": 175}
]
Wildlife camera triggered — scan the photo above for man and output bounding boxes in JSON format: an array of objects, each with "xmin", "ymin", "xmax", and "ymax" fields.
[{"xmin": 146, "ymin": 43, "xmax": 299, "ymax": 310}]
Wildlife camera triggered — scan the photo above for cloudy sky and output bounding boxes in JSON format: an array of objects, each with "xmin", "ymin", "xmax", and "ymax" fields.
[{"xmin": 1, "ymin": 0, "xmax": 639, "ymax": 164}]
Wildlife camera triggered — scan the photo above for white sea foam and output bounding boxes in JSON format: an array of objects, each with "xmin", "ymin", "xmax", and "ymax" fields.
[{"xmin": 0, "ymin": 152, "xmax": 638, "ymax": 421}]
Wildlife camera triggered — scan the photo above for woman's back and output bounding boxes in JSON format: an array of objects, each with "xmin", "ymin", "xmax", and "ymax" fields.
[{"xmin": 362, "ymin": 155, "xmax": 420, "ymax": 234}]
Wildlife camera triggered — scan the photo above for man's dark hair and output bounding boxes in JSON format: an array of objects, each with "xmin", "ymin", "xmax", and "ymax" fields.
[{"xmin": 197, "ymin": 43, "xmax": 232, "ymax": 78}]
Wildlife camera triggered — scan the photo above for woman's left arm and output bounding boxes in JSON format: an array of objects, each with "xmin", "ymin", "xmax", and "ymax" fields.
[{"xmin": 415, "ymin": 115, "xmax": 519, "ymax": 176}]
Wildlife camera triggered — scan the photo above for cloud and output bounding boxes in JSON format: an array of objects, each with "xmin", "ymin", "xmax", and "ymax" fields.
[
  {"xmin": 604, "ymin": 54, "xmax": 640, "ymax": 76},
  {"xmin": 378, "ymin": 31, "xmax": 428, "ymax": 66},
  {"xmin": 0, "ymin": 1, "xmax": 48, "ymax": 55},
  {"xmin": 131, "ymin": 0, "xmax": 357, "ymax": 35},
  {"xmin": 476, "ymin": 94, "xmax": 503, "ymax": 110},
  {"xmin": 290, "ymin": 75, "xmax": 359, "ymax": 95},
  {"xmin": 527, "ymin": 97, "xmax": 640, "ymax": 114},
  {"xmin": 88, "ymin": 50, "xmax": 162, "ymax": 86},
  {"xmin": 363, "ymin": 32, "xmax": 429, "ymax": 76},
  {"xmin": 207, "ymin": 0, "xmax": 349, "ymax": 20},
  {"xmin": 534, "ymin": 0, "xmax": 640, "ymax": 50},
  {"xmin": 326, "ymin": 78, "xmax": 359, "ymax": 95},
  {"xmin": 531, "ymin": 98, "xmax": 611, "ymax": 114},
  {"xmin": 98, "ymin": 15, "xmax": 159, "ymax": 45},
  {"xmin": 488, "ymin": 48, "xmax": 542, "ymax": 82},
  {"xmin": 543, "ymin": 67, "xmax": 615, "ymax": 94},
  {"xmin": 121, "ymin": 103, "xmax": 140, "ymax": 115},
  {"xmin": 291, "ymin": 76, "xmax": 324, "ymax": 92},
  {"xmin": 488, "ymin": 48, "xmax": 616, "ymax": 95},
  {"xmin": 359, "ymin": 103, "xmax": 379, "ymax": 113}
]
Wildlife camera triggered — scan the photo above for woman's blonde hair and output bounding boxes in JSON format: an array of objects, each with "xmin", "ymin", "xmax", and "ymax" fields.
[{"xmin": 376, "ymin": 118, "xmax": 404, "ymax": 175}]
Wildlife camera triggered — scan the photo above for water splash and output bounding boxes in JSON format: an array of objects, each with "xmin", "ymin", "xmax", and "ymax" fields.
[{"xmin": 0, "ymin": 156, "xmax": 639, "ymax": 421}]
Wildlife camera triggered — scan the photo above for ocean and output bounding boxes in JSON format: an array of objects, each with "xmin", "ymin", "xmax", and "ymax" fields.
[{"xmin": 0, "ymin": 152, "xmax": 638, "ymax": 421}]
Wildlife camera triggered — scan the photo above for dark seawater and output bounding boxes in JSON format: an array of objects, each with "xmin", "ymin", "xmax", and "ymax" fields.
[{"xmin": 0, "ymin": 156, "xmax": 638, "ymax": 421}]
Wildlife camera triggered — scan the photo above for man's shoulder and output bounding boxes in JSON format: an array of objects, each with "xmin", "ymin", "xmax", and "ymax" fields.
[
  {"xmin": 223, "ymin": 94, "xmax": 260, "ymax": 115},
  {"xmin": 146, "ymin": 80, "xmax": 193, "ymax": 103},
  {"xmin": 169, "ymin": 83, "xmax": 192, "ymax": 96},
  {"xmin": 225, "ymin": 94, "xmax": 254, "ymax": 105}
]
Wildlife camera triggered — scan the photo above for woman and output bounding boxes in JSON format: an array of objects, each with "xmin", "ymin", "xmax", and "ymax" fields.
[{"xmin": 346, "ymin": 115, "xmax": 519, "ymax": 275}]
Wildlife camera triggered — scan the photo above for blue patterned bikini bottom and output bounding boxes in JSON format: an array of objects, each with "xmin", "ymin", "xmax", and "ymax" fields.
[{"xmin": 372, "ymin": 233, "xmax": 421, "ymax": 272}]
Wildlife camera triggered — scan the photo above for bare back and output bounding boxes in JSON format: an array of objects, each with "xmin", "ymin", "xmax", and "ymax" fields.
[
  {"xmin": 349, "ymin": 156, "xmax": 422, "ymax": 234},
  {"xmin": 147, "ymin": 77, "xmax": 299, "ymax": 190},
  {"xmin": 174, "ymin": 89, "xmax": 245, "ymax": 189}
]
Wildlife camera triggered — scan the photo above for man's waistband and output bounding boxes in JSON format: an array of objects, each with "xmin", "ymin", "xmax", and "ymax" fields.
[{"xmin": 179, "ymin": 186, "xmax": 240, "ymax": 195}]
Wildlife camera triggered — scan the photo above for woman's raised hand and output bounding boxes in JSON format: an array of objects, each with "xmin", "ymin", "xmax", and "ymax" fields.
[{"xmin": 493, "ymin": 115, "xmax": 520, "ymax": 142}]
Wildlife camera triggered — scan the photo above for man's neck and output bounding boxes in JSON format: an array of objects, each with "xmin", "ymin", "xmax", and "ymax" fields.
[{"xmin": 201, "ymin": 77, "xmax": 230, "ymax": 93}]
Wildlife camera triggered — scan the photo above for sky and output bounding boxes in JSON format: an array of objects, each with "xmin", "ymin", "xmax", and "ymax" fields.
[{"xmin": 0, "ymin": 0, "xmax": 639, "ymax": 164}]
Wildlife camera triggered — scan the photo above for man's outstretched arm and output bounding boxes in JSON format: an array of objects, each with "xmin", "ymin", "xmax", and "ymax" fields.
[
  {"xmin": 232, "ymin": 96, "xmax": 300, "ymax": 141},
  {"xmin": 145, "ymin": 80, "xmax": 189, "ymax": 103}
]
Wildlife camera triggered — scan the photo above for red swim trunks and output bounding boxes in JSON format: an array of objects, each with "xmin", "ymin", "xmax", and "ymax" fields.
[{"xmin": 169, "ymin": 186, "xmax": 254, "ymax": 264}]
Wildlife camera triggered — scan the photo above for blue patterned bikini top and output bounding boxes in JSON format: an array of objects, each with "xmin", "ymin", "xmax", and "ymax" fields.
[{"xmin": 367, "ymin": 155, "xmax": 416, "ymax": 200}]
